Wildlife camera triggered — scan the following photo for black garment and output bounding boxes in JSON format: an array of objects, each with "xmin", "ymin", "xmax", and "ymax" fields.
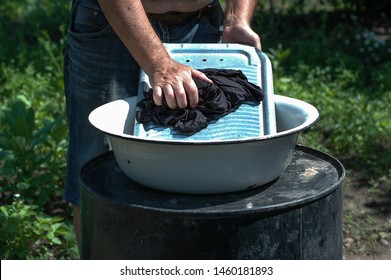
[{"xmin": 136, "ymin": 69, "xmax": 264, "ymax": 134}]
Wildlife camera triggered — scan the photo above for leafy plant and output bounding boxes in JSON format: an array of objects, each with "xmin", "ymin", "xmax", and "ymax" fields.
[
  {"xmin": 0, "ymin": 101, "xmax": 67, "ymax": 207},
  {"xmin": 0, "ymin": 196, "xmax": 78, "ymax": 259}
]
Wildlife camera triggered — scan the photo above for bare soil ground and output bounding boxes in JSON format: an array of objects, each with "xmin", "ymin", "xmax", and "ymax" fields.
[{"xmin": 342, "ymin": 171, "xmax": 391, "ymax": 260}]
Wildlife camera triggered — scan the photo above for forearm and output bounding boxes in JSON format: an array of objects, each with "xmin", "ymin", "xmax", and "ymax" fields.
[
  {"xmin": 97, "ymin": 0, "xmax": 169, "ymax": 76},
  {"xmin": 98, "ymin": 0, "xmax": 212, "ymax": 109},
  {"xmin": 224, "ymin": 0, "xmax": 258, "ymax": 27}
]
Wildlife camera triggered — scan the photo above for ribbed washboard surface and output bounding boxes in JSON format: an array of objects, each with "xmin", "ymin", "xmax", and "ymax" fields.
[{"xmin": 134, "ymin": 43, "xmax": 275, "ymax": 141}]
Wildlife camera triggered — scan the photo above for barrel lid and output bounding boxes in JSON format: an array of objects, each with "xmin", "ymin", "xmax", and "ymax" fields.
[{"xmin": 80, "ymin": 145, "xmax": 345, "ymax": 216}]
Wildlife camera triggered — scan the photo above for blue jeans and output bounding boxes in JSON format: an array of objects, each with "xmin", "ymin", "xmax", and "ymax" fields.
[{"xmin": 64, "ymin": 0, "xmax": 223, "ymax": 205}]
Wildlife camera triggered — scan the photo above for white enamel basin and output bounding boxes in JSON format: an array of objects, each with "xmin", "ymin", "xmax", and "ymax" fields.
[{"xmin": 89, "ymin": 95, "xmax": 319, "ymax": 194}]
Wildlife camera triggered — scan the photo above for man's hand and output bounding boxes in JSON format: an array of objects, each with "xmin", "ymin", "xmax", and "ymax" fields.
[
  {"xmin": 222, "ymin": 23, "xmax": 261, "ymax": 50},
  {"xmin": 149, "ymin": 57, "xmax": 212, "ymax": 109},
  {"xmin": 223, "ymin": 0, "xmax": 261, "ymax": 50}
]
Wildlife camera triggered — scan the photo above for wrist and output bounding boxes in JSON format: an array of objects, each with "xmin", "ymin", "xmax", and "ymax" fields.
[
  {"xmin": 144, "ymin": 50, "xmax": 171, "ymax": 76},
  {"xmin": 224, "ymin": 0, "xmax": 256, "ymax": 27},
  {"xmin": 224, "ymin": 14, "xmax": 249, "ymax": 28}
]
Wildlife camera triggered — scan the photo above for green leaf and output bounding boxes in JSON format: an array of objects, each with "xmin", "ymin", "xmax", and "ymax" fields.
[
  {"xmin": 0, "ymin": 167, "xmax": 15, "ymax": 177},
  {"xmin": 6, "ymin": 101, "xmax": 35, "ymax": 140},
  {"xmin": 31, "ymin": 120, "xmax": 55, "ymax": 147},
  {"xmin": 51, "ymin": 216, "xmax": 64, "ymax": 224},
  {"xmin": 51, "ymin": 223, "xmax": 62, "ymax": 232},
  {"xmin": 0, "ymin": 207, "xmax": 9, "ymax": 218},
  {"xmin": 51, "ymin": 237, "xmax": 62, "ymax": 245}
]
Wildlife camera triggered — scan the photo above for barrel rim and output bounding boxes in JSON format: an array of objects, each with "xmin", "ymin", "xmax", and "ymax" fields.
[{"xmin": 80, "ymin": 145, "xmax": 346, "ymax": 216}]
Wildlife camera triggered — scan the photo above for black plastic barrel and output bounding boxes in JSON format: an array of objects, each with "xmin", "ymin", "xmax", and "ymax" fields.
[{"xmin": 80, "ymin": 145, "xmax": 345, "ymax": 260}]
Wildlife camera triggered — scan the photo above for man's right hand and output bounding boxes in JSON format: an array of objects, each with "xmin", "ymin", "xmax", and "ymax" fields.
[{"xmin": 149, "ymin": 57, "xmax": 212, "ymax": 109}]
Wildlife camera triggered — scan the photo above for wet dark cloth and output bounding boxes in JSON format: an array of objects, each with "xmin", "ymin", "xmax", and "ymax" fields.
[{"xmin": 136, "ymin": 69, "xmax": 264, "ymax": 134}]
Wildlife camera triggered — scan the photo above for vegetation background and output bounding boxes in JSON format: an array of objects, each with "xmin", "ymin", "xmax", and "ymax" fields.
[{"xmin": 0, "ymin": 0, "xmax": 390, "ymax": 259}]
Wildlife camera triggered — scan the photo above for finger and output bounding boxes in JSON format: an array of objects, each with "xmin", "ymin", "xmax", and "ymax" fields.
[
  {"xmin": 191, "ymin": 69, "xmax": 213, "ymax": 84},
  {"xmin": 250, "ymin": 33, "xmax": 262, "ymax": 50},
  {"xmin": 171, "ymin": 83, "xmax": 188, "ymax": 109},
  {"xmin": 246, "ymin": 38, "xmax": 262, "ymax": 50},
  {"xmin": 256, "ymin": 41, "xmax": 262, "ymax": 51},
  {"xmin": 152, "ymin": 85, "xmax": 163, "ymax": 106},
  {"xmin": 183, "ymin": 79, "xmax": 199, "ymax": 109},
  {"xmin": 163, "ymin": 84, "xmax": 178, "ymax": 109}
]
